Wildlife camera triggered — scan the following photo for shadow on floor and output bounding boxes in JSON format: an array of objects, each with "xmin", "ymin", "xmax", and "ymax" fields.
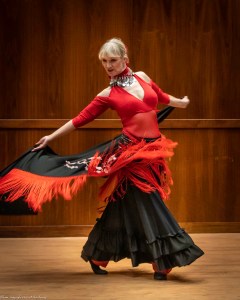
[{"xmin": 4, "ymin": 269, "xmax": 204, "ymax": 284}]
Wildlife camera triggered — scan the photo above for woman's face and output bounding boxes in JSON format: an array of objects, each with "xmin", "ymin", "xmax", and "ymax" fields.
[{"xmin": 101, "ymin": 55, "xmax": 127, "ymax": 78}]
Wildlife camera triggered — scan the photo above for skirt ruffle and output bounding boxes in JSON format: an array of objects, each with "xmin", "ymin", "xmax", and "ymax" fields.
[{"xmin": 81, "ymin": 183, "xmax": 204, "ymax": 271}]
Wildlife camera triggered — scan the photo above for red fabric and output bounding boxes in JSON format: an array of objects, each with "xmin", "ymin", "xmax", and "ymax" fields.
[
  {"xmin": 91, "ymin": 260, "xmax": 109, "ymax": 268},
  {"xmin": 0, "ymin": 134, "xmax": 176, "ymax": 211},
  {"xmin": 0, "ymin": 169, "xmax": 87, "ymax": 212},
  {"xmin": 108, "ymin": 66, "xmax": 130, "ymax": 78},
  {"xmin": 87, "ymin": 135, "xmax": 177, "ymax": 203},
  {"xmin": 152, "ymin": 263, "xmax": 172, "ymax": 274},
  {"xmin": 72, "ymin": 71, "xmax": 170, "ymax": 138},
  {"xmin": 150, "ymin": 80, "xmax": 170, "ymax": 105}
]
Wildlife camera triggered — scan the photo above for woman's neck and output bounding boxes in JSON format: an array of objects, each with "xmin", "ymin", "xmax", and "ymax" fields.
[
  {"xmin": 109, "ymin": 67, "xmax": 134, "ymax": 87},
  {"xmin": 111, "ymin": 66, "xmax": 129, "ymax": 79}
]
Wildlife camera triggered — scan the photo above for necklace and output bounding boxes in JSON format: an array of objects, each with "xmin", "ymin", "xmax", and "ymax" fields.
[{"xmin": 110, "ymin": 68, "xmax": 135, "ymax": 87}]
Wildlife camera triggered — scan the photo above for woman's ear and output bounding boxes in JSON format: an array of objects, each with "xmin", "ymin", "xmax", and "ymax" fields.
[{"xmin": 124, "ymin": 56, "xmax": 129, "ymax": 65}]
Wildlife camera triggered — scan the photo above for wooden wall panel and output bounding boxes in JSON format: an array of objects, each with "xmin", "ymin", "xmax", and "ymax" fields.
[
  {"xmin": 0, "ymin": 0, "xmax": 132, "ymax": 119},
  {"xmin": 0, "ymin": 0, "xmax": 239, "ymax": 234},
  {"xmin": 132, "ymin": 0, "xmax": 240, "ymax": 119},
  {"xmin": 1, "ymin": 0, "xmax": 239, "ymax": 120},
  {"xmin": 163, "ymin": 128, "xmax": 240, "ymax": 222}
]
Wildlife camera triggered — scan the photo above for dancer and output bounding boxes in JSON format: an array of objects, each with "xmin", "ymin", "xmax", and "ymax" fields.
[{"xmin": 0, "ymin": 38, "xmax": 204, "ymax": 280}]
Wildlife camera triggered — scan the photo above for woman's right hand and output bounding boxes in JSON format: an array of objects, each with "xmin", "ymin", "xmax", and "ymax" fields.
[
  {"xmin": 31, "ymin": 120, "xmax": 76, "ymax": 152},
  {"xmin": 32, "ymin": 136, "xmax": 51, "ymax": 152}
]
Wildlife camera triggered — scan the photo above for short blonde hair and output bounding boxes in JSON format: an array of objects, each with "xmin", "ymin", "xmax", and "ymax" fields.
[{"xmin": 98, "ymin": 38, "xmax": 129, "ymax": 62}]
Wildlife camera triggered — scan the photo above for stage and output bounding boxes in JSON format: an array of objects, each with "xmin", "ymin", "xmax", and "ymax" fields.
[{"xmin": 0, "ymin": 233, "xmax": 239, "ymax": 300}]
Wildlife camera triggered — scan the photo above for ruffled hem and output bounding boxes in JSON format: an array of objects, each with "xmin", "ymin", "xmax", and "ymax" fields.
[
  {"xmin": 81, "ymin": 227, "xmax": 204, "ymax": 270},
  {"xmin": 152, "ymin": 244, "xmax": 204, "ymax": 271},
  {"xmin": 81, "ymin": 181, "xmax": 204, "ymax": 271}
]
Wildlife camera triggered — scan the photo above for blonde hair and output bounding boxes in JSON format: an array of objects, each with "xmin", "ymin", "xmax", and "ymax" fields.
[{"xmin": 98, "ymin": 38, "xmax": 129, "ymax": 63}]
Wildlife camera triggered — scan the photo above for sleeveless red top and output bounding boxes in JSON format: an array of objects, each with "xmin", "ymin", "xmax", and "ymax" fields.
[{"xmin": 72, "ymin": 73, "xmax": 170, "ymax": 139}]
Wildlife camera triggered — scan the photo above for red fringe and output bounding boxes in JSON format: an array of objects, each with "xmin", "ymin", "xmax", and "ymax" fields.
[
  {"xmin": 0, "ymin": 169, "xmax": 87, "ymax": 212},
  {"xmin": 0, "ymin": 135, "xmax": 177, "ymax": 212},
  {"xmin": 88, "ymin": 135, "xmax": 177, "ymax": 202}
]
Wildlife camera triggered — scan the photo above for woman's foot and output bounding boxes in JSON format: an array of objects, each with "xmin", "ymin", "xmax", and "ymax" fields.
[
  {"xmin": 152, "ymin": 264, "xmax": 171, "ymax": 280},
  {"xmin": 90, "ymin": 260, "xmax": 108, "ymax": 275},
  {"xmin": 153, "ymin": 272, "xmax": 167, "ymax": 280}
]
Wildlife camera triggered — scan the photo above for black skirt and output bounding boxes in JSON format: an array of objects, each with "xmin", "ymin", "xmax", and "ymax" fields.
[{"xmin": 81, "ymin": 152, "xmax": 204, "ymax": 271}]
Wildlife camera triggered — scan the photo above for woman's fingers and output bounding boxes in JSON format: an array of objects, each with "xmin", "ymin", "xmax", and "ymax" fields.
[
  {"xmin": 31, "ymin": 136, "xmax": 49, "ymax": 151},
  {"xmin": 181, "ymin": 96, "xmax": 190, "ymax": 108}
]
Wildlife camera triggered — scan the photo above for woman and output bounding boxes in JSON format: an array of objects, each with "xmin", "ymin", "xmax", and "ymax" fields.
[{"xmin": 0, "ymin": 38, "xmax": 204, "ymax": 280}]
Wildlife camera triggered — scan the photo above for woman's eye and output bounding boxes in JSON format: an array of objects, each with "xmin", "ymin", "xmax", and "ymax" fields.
[{"xmin": 111, "ymin": 59, "xmax": 116, "ymax": 63}]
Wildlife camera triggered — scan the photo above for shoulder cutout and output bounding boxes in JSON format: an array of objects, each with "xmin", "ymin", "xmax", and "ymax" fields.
[
  {"xmin": 135, "ymin": 71, "xmax": 151, "ymax": 84},
  {"xmin": 97, "ymin": 87, "xmax": 111, "ymax": 97}
]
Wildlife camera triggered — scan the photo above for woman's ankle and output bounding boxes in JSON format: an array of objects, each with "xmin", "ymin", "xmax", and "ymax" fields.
[
  {"xmin": 91, "ymin": 259, "xmax": 109, "ymax": 268},
  {"xmin": 152, "ymin": 263, "xmax": 172, "ymax": 274},
  {"xmin": 159, "ymin": 268, "xmax": 172, "ymax": 275},
  {"xmin": 89, "ymin": 260, "xmax": 108, "ymax": 275}
]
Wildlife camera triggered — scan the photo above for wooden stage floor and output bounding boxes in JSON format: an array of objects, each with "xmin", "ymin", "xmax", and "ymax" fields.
[{"xmin": 0, "ymin": 234, "xmax": 239, "ymax": 300}]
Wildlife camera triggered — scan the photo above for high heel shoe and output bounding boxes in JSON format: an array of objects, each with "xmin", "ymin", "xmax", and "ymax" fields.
[
  {"xmin": 90, "ymin": 260, "xmax": 108, "ymax": 275},
  {"xmin": 153, "ymin": 272, "xmax": 167, "ymax": 280}
]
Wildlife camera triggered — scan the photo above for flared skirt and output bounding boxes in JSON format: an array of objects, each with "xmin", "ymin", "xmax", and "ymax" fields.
[{"xmin": 81, "ymin": 182, "xmax": 204, "ymax": 271}]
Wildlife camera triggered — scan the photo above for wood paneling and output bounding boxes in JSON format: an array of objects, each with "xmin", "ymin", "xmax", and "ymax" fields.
[
  {"xmin": 0, "ymin": 223, "xmax": 240, "ymax": 238},
  {"xmin": 132, "ymin": 0, "xmax": 240, "ymax": 119},
  {"xmin": 0, "ymin": 0, "xmax": 132, "ymax": 120},
  {"xmin": 0, "ymin": 0, "xmax": 239, "ymax": 235},
  {"xmin": 0, "ymin": 0, "xmax": 239, "ymax": 119},
  {"xmin": 0, "ymin": 119, "xmax": 240, "ymax": 129}
]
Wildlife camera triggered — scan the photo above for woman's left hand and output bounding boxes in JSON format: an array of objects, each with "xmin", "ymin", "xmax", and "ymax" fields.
[
  {"xmin": 169, "ymin": 95, "xmax": 190, "ymax": 108},
  {"xmin": 179, "ymin": 96, "xmax": 190, "ymax": 108}
]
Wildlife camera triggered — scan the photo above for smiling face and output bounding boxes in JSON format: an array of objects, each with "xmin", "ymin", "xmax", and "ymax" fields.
[{"xmin": 101, "ymin": 56, "xmax": 127, "ymax": 78}]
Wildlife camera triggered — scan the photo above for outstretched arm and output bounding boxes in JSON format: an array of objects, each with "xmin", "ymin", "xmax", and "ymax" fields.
[
  {"xmin": 136, "ymin": 71, "xmax": 190, "ymax": 108},
  {"xmin": 32, "ymin": 120, "xmax": 75, "ymax": 151},
  {"xmin": 169, "ymin": 95, "xmax": 190, "ymax": 108},
  {"xmin": 32, "ymin": 92, "xmax": 110, "ymax": 151}
]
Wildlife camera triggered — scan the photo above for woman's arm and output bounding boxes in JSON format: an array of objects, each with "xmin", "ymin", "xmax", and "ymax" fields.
[
  {"xmin": 32, "ymin": 120, "xmax": 75, "ymax": 151},
  {"xmin": 136, "ymin": 71, "xmax": 190, "ymax": 108},
  {"xmin": 33, "ymin": 90, "xmax": 111, "ymax": 151},
  {"xmin": 169, "ymin": 95, "xmax": 190, "ymax": 108}
]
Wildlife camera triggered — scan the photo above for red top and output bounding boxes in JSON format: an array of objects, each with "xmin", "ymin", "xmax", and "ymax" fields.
[{"xmin": 72, "ymin": 73, "xmax": 170, "ymax": 139}]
